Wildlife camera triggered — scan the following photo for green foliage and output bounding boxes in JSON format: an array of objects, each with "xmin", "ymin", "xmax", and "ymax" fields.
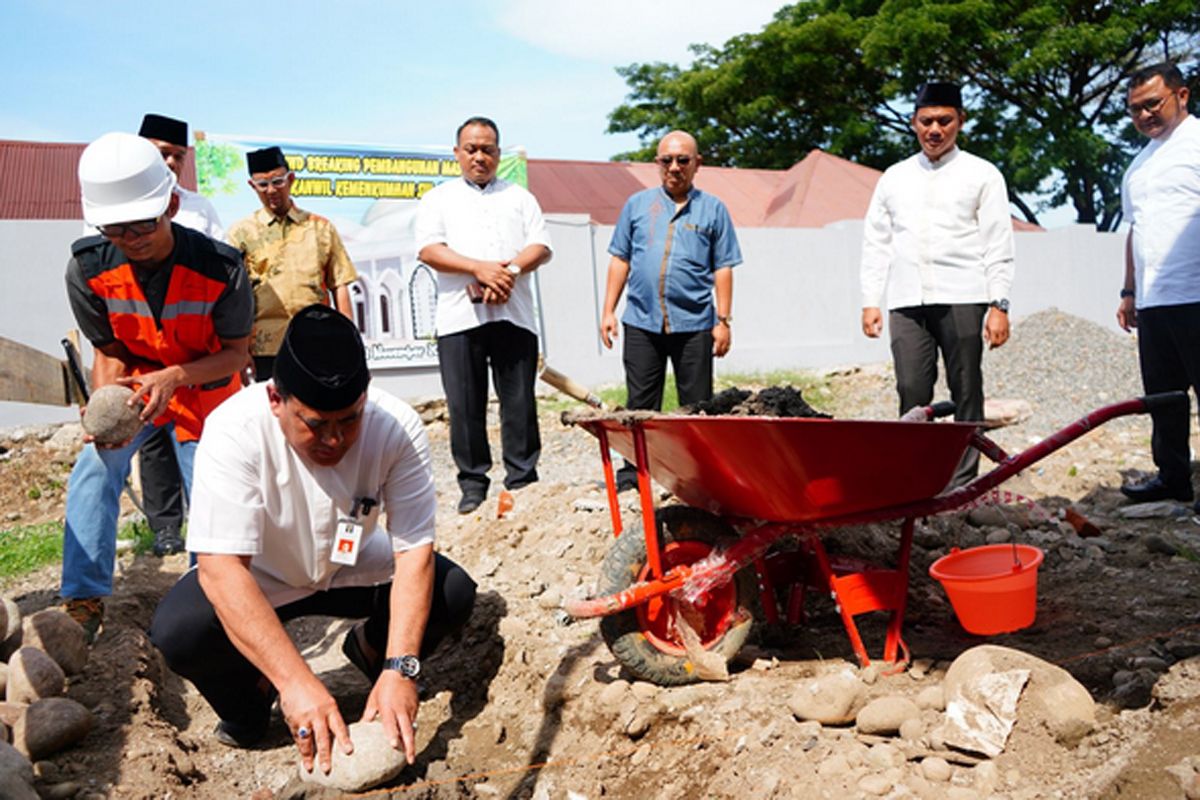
[
  {"xmin": 608, "ymin": 0, "xmax": 1200, "ymax": 229},
  {"xmin": 497, "ymin": 153, "xmax": 528, "ymax": 187},
  {"xmin": 194, "ymin": 140, "xmax": 244, "ymax": 197},
  {"xmin": 0, "ymin": 524, "xmax": 62, "ymax": 579}
]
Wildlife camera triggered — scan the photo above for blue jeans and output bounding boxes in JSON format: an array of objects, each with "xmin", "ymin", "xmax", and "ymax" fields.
[{"xmin": 62, "ymin": 422, "xmax": 195, "ymax": 599}]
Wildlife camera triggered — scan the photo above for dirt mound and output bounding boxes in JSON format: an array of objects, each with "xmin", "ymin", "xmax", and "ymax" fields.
[{"xmin": 685, "ymin": 385, "xmax": 831, "ymax": 417}]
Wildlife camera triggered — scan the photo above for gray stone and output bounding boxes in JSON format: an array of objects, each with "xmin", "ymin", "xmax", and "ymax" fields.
[
  {"xmin": 21, "ymin": 611, "xmax": 87, "ymax": 676},
  {"xmin": 597, "ymin": 679, "xmax": 630, "ymax": 712},
  {"xmin": 0, "ymin": 740, "xmax": 37, "ymax": 800},
  {"xmin": 5, "ymin": 648, "xmax": 64, "ymax": 704},
  {"xmin": 1132, "ymin": 656, "xmax": 1169, "ymax": 673},
  {"xmin": 899, "ymin": 717, "xmax": 925, "ymax": 742},
  {"xmin": 0, "ymin": 598, "xmax": 21, "ymax": 660},
  {"xmin": 942, "ymin": 645, "xmax": 1095, "ymax": 747},
  {"xmin": 787, "ymin": 669, "xmax": 865, "ymax": 725},
  {"xmin": 39, "ymin": 782, "xmax": 81, "ymax": 800},
  {"xmin": 297, "ymin": 720, "xmax": 407, "ymax": 792},
  {"xmin": 13, "ymin": 697, "xmax": 93, "ymax": 760},
  {"xmin": 916, "ymin": 685, "xmax": 945, "ymax": 711},
  {"xmin": 1145, "ymin": 535, "xmax": 1179, "ymax": 556},
  {"xmin": 856, "ymin": 695, "xmax": 920, "ymax": 735},
  {"xmin": 81, "ymin": 385, "xmax": 144, "ymax": 446},
  {"xmin": 922, "ymin": 756, "xmax": 953, "ymax": 782},
  {"xmin": 857, "ymin": 774, "xmax": 893, "ymax": 795}
]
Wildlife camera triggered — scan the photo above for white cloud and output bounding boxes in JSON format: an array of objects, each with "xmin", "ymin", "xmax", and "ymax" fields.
[{"xmin": 494, "ymin": 0, "xmax": 782, "ymax": 65}]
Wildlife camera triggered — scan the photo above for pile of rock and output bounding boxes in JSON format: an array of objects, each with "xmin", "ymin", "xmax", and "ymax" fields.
[
  {"xmin": 0, "ymin": 598, "xmax": 96, "ymax": 800},
  {"xmin": 782, "ymin": 644, "xmax": 1096, "ymax": 796}
]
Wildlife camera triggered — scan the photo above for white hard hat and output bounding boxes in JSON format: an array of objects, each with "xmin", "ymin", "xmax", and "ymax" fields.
[{"xmin": 78, "ymin": 132, "xmax": 178, "ymax": 227}]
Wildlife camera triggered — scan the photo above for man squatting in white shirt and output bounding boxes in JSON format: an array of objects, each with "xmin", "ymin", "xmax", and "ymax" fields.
[
  {"xmin": 149, "ymin": 304, "xmax": 476, "ymax": 775},
  {"xmin": 860, "ymin": 81, "xmax": 1016, "ymax": 488}
]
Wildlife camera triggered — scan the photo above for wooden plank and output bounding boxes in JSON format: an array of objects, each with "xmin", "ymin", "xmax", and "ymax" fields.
[{"xmin": 0, "ymin": 337, "xmax": 72, "ymax": 406}]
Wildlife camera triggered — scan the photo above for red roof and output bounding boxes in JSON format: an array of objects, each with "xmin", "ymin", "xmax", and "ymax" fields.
[
  {"xmin": 1, "ymin": 139, "xmax": 1038, "ymax": 230},
  {"xmin": 0, "ymin": 139, "xmax": 198, "ymax": 220}
]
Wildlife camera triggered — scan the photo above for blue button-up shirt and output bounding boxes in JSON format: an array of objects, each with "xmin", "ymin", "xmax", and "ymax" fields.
[{"xmin": 609, "ymin": 186, "xmax": 742, "ymax": 334}]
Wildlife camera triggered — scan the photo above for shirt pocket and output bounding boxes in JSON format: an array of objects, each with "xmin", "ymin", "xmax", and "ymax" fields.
[{"xmin": 673, "ymin": 223, "xmax": 714, "ymax": 269}]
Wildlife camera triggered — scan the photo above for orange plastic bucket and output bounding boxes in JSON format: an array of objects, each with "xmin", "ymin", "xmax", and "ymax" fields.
[{"xmin": 929, "ymin": 544, "xmax": 1045, "ymax": 635}]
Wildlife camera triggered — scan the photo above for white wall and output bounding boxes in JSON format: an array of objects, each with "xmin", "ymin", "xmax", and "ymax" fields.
[{"xmin": 0, "ymin": 217, "xmax": 1125, "ymax": 427}]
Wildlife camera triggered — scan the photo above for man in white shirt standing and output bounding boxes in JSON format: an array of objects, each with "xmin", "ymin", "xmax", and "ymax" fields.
[
  {"xmin": 138, "ymin": 114, "xmax": 224, "ymax": 240},
  {"xmin": 415, "ymin": 117, "xmax": 553, "ymax": 514},
  {"xmin": 860, "ymin": 81, "xmax": 1015, "ymax": 487},
  {"xmin": 149, "ymin": 305, "xmax": 476, "ymax": 772},
  {"xmin": 1116, "ymin": 62, "xmax": 1200, "ymax": 510}
]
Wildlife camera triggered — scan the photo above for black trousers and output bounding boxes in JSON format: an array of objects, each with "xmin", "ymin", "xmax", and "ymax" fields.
[
  {"xmin": 149, "ymin": 553, "xmax": 476, "ymax": 729},
  {"xmin": 1137, "ymin": 302, "xmax": 1200, "ymax": 489},
  {"xmin": 889, "ymin": 304, "xmax": 987, "ymax": 487},
  {"xmin": 437, "ymin": 321, "xmax": 540, "ymax": 496},
  {"xmin": 622, "ymin": 324, "xmax": 714, "ymax": 411},
  {"xmin": 138, "ymin": 428, "xmax": 184, "ymax": 535}
]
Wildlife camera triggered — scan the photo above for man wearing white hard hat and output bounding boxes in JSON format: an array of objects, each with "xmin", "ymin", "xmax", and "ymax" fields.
[{"xmin": 62, "ymin": 132, "xmax": 253, "ymax": 640}]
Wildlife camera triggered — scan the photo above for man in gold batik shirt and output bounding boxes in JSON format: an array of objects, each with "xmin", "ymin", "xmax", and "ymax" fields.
[{"xmin": 227, "ymin": 146, "xmax": 358, "ymax": 379}]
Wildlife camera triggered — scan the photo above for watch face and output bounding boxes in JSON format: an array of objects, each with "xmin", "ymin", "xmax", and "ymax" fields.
[{"xmin": 399, "ymin": 655, "xmax": 420, "ymax": 678}]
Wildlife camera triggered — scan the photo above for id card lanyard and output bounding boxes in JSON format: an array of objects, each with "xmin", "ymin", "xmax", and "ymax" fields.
[{"xmin": 331, "ymin": 496, "xmax": 377, "ymax": 566}]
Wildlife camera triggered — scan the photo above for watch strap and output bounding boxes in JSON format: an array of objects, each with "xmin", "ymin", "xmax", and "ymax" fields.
[{"xmin": 382, "ymin": 655, "xmax": 421, "ymax": 678}]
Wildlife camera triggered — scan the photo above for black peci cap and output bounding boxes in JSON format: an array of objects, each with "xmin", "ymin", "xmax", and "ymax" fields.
[
  {"xmin": 273, "ymin": 304, "xmax": 370, "ymax": 411},
  {"xmin": 915, "ymin": 82, "xmax": 963, "ymax": 110},
  {"xmin": 247, "ymin": 146, "xmax": 289, "ymax": 175},
  {"xmin": 139, "ymin": 113, "xmax": 188, "ymax": 147}
]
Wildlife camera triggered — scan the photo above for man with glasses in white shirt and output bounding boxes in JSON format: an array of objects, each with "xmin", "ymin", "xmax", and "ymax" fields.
[
  {"xmin": 1116, "ymin": 62, "xmax": 1200, "ymax": 511},
  {"xmin": 860, "ymin": 81, "xmax": 1016, "ymax": 488}
]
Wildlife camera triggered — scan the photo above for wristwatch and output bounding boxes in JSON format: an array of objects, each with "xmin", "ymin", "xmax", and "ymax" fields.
[
  {"xmin": 717, "ymin": 315, "xmax": 732, "ymax": 327},
  {"xmin": 382, "ymin": 655, "xmax": 421, "ymax": 679},
  {"xmin": 989, "ymin": 299, "xmax": 1010, "ymax": 314},
  {"xmin": 1120, "ymin": 288, "xmax": 1136, "ymax": 299}
]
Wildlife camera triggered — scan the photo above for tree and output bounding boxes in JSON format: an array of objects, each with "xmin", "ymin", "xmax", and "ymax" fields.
[{"xmin": 607, "ymin": 1, "xmax": 1200, "ymax": 229}]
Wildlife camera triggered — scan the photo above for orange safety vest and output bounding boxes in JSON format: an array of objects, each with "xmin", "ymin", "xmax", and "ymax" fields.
[{"xmin": 74, "ymin": 233, "xmax": 242, "ymax": 442}]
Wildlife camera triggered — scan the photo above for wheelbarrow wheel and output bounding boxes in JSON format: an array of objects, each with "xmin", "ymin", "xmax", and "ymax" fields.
[{"xmin": 599, "ymin": 505, "xmax": 755, "ymax": 686}]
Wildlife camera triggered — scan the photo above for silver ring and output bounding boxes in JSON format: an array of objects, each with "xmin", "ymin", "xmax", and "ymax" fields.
[
  {"xmin": 411, "ymin": 722, "xmax": 418, "ymax": 731},
  {"xmin": 297, "ymin": 726, "xmax": 311, "ymax": 739}
]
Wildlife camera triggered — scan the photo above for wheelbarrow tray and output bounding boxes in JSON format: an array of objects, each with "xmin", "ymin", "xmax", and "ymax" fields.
[{"xmin": 578, "ymin": 415, "xmax": 979, "ymax": 522}]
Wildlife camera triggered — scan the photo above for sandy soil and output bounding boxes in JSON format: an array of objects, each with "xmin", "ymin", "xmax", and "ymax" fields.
[{"xmin": 2, "ymin": 366, "xmax": 1199, "ymax": 800}]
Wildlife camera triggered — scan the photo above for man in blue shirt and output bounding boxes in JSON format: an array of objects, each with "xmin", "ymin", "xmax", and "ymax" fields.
[{"xmin": 600, "ymin": 130, "xmax": 742, "ymax": 490}]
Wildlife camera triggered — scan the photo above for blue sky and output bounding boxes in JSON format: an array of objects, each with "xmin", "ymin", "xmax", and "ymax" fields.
[{"xmin": 1, "ymin": 0, "xmax": 780, "ymax": 160}]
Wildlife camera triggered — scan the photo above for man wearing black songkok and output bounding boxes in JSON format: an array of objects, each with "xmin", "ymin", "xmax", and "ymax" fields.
[
  {"xmin": 228, "ymin": 146, "xmax": 359, "ymax": 380},
  {"xmin": 150, "ymin": 305, "xmax": 476, "ymax": 775},
  {"xmin": 860, "ymin": 80, "xmax": 1016, "ymax": 488}
]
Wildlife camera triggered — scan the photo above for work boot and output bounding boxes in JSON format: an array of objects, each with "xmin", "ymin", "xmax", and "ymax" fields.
[
  {"xmin": 64, "ymin": 597, "xmax": 104, "ymax": 645},
  {"xmin": 153, "ymin": 527, "xmax": 186, "ymax": 556}
]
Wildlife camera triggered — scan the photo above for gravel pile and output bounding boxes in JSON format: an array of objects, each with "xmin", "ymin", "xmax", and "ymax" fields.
[
  {"xmin": 984, "ymin": 309, "xmax": 1143, "ymax": 435},
  {"xmin": 828, "ymin": 309, "xmax": 1148, "ymax": 440}
]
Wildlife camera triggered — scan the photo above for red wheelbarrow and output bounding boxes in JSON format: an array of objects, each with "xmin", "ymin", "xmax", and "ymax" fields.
[{"xmin": 562, "ymin": 392, "xmax": 1186, "ymax": 685}]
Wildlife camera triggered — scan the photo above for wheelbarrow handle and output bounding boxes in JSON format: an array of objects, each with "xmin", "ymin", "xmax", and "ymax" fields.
[{"xmin": 1140, "ymin": 391, "xmax": 1190, "ymax": 413}]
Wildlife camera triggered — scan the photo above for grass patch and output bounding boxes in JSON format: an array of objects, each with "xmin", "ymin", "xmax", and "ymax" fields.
[
  {"xmin": 0, "ymin": 523, "xmax": 63, "ymax": 579},
  {"xmin": 0, "ymin": 518, "xmax": 162, "ymax": 581},
  {"xmin": 541, "ymin": 369, "xmax": 834, "ymax": 414}
]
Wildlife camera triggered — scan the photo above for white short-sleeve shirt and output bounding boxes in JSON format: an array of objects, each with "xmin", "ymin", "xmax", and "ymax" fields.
[
  {"xmin": 414, "ymin": 177, "xmax": 553, "ymax": 337},
  {"xmin": 1122, "ymin": 114, "xmax": 1200, "ymax": 309},
  {"xmin": 186, "ymin": 384, "xmax": 436, "ymax": 607}
]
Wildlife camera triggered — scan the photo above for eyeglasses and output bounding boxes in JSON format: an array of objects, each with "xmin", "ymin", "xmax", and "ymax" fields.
[
  {"xmin": 97, "ymin": 216, "xmax": 161, "ymax": 238},
  {"xmin": 251, "ymin": 175, "xmax": 290, "ymax": 190},
  {"xmin": 655, "ymin": 155, "xmax": 693, "ymax": 167},
  {"xmin": 1128, "ymin": 93, "xmax": 1173, "ymax": 116}
]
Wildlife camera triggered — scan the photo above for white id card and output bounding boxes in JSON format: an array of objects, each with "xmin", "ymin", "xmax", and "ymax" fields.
[{"xmin": 331, "ymin": 519, "xmax": 364, "ymax": 566}]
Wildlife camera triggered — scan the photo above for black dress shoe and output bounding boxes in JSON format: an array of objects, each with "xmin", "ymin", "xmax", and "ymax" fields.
[
  {"xmin": 614, "ymin": 467, "xmax": 639, "ymax": 493},
  {"xmin": 457, "ymin": 492, "xmax": 485, "ymax": 514},
  {"xmin": 1120, "ymin": 476, "xmax": 1194, "ymax": 503}
]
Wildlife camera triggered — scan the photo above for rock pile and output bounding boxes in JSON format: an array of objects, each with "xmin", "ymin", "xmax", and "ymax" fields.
[{"xmin": 0, "ymin": 598, "xmax": 95, "ymax": 798}]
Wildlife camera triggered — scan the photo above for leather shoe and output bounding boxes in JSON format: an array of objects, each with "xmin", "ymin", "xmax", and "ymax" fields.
[
  {"xmin": 1120, "ymin": 476, "xmax": 1193, "ymax": 504},
  {"xmin": 614, "ymin": 467, "xmax": 638, "ymax": 493},
  {"xmin": 457, "ymin": 491, "xmax": 485, "ymax": 514}
]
